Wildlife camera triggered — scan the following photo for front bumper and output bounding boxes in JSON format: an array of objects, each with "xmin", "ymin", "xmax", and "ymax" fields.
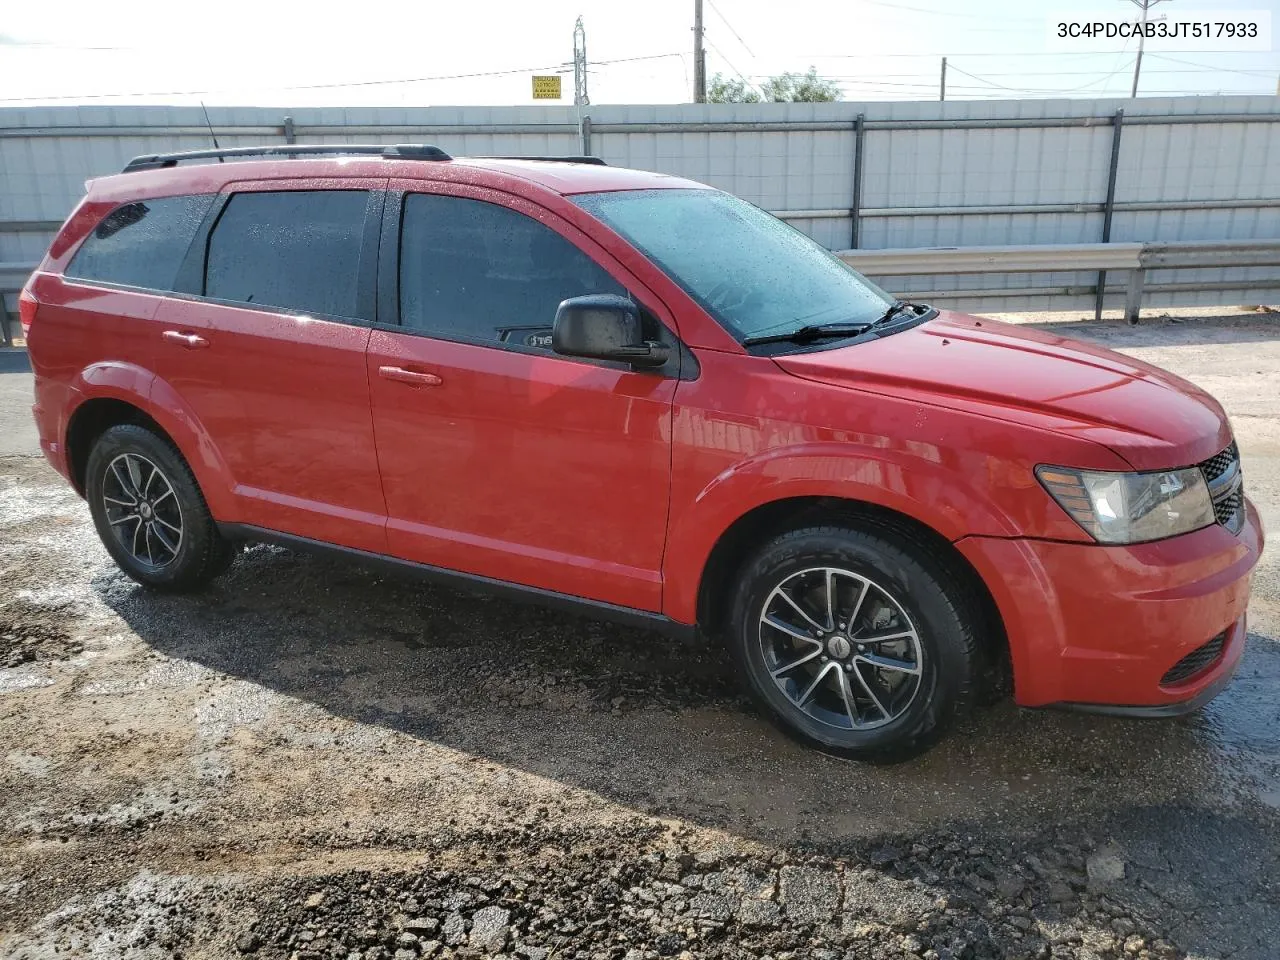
[{"xmin": 956, "ymin": 497, "xmax": 1263, "ymax": 711}]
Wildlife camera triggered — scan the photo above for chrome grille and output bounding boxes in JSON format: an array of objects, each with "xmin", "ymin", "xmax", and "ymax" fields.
[{"xmin": 1199, "ymin": 442, "xmax": 1244, "ymax": 535}]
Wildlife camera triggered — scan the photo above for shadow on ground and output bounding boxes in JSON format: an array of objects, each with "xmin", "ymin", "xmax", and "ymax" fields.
[
  {"xmin": 89, "ymin": 539, "xmax": 1280, "ymax": 956},
  {"xmin": 97, "ymin": 541, "xmax": 1280, "ymax": 835},
  {"xmin": 0, "ymin": 349, "xmax": 31, "ymax": 374}
]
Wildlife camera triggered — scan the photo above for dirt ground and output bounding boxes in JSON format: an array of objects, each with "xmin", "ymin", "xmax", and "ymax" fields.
[{"xmin": 1, "ymin": 313, "xmax": 1278, "ymax": 960}]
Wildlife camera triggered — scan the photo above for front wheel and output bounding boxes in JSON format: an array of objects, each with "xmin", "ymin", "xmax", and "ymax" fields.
[
  {"xmin": 85, "ymin": 424, "xmax": 235, "ymax": 592},
  {"xmin": 727, "ymin": 525, "xmax": 981, "ymax": 760}
]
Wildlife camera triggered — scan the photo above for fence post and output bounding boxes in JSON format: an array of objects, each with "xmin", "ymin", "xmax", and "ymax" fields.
[
  {"xmin": 851, "ymin": 113, "xmax": 866, "ymax": 249},
  {"xmin": 0, "ymin": 299, "xmax": 13, "ymax": 347},
  {"xmin": 1094, "ymin": 108, "xmax": 1125, "ymax": 320},
  {"xmin": 579, "ymin": 115, "xmax": 592, "ymax": 157},
  {"xmin": 1124, "ymin": 266, "xmax": 1145, "ymax": 324},
  {"xmin": 283, "ymin": 116, "xmax": 296, "ymax": 144}
]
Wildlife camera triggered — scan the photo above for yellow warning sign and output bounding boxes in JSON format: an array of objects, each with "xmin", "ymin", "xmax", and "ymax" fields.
[{"xmin": 532, "ymin": 75, "xmax": 563, "ymax": 100}]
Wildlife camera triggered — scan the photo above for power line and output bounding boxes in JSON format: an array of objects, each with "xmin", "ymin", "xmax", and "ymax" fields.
[
  {"xmin": 0, "ymin": 53, "xmax": 686, "ymax": 103},
  {"xmin": 704, "ymin": 37, "xmax": 763, "ymax": 98},
  {"xmin": 1146, "ymin": 52, "xmax": 1280, "ymax": 79},
  {"xmin": 705, "ymin": 0, "xmax": 755, "ymax": 58},
  {"xmin": 947, "ymin": 61, "xmax": 1137, "ymax": 96},
  {"xmin": 847, "ymin": 0, "xmax": 1040, "ymax": 22},
  {"xmin": 806, "ymin": 67, "xmax": 1265, "ymax": 79},
  {"xmin": 791, "ymin": 49, "xmax": 1265, "ymax": 58},
  {"xmin": 945, "ymin": 87, "xmax": 1267, "ymax": 97}
]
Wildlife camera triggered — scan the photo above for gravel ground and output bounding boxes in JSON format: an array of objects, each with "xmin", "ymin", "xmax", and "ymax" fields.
[{"xmin": 1, "ymin": 313, "xmax": 1278, "ymax": 960}]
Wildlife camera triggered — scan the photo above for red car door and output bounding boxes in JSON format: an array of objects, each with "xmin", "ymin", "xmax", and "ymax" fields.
[
  {"xmin": 366, "ymin": 182, "xmax": 679, "ymax": 611},
  {"xmin": 151, "ymin": 180, "xmax": 389, "ymax": 553}
]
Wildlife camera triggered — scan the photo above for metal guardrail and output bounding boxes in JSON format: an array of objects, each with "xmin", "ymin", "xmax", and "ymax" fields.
[
  {"xmin": 0, "ymin": 262, "xmax": 31, "ymax": 290},
  {"xmin": 840, "ymin": 238, "xmax": 1280, "ymax": 321},
  {"xmin": 839, "ymin": 243, "xmax": 1144, "ymax": 276},
  {"xmin": 0, "ymin": 263, "xmax": 32, "ymax": 345}
]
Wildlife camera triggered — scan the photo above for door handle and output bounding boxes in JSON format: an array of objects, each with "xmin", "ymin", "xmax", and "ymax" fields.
[
  {"xmin": 378, "ymin": 365, "xmax": 442, "ymax": 387},
  {"xmin": 162, "ymin": 330, "xmax": 210, "ymax": 350}
]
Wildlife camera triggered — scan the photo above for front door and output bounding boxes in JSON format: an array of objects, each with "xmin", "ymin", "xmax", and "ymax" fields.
[
  {"xmin": 366, "ymin": 185, "xmax": 678, "ymax": 611},
  {"xmin": 153, "ymin": 181, "xmax": 389, "ymax": 553}
]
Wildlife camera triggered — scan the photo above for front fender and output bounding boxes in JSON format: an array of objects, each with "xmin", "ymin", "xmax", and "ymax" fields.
[
  {"xmin": 661, "ymin": 441, "xmax": 1022, "ymax": 623},
  {"xmin": 66, "ymin": 364, "xmax": 237, "ymax": 519}
]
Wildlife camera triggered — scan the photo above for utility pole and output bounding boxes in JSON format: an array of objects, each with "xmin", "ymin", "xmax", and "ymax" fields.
[
  {"xmin": 1127, "ymin": 0, "xmax": 1170, "ymax": 98},
  {"xmin": 940, "ymin": 57, "xmax": 947, "ymax": 101},
  {"xmin": 573, "ymin": 16, "xmax": 589, "ymax": 106},
  {"xmin": 693, "ymin": 0, "xmax": 707, "ymax": 103}
]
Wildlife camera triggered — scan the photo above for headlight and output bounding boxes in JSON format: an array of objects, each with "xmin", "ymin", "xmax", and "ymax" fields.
[{"xmin": 1036, "ymin": 465, "xmax": 1215, "ymax": 544}]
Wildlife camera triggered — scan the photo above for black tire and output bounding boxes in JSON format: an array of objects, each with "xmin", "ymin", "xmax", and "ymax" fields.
[
  {"xmin": 727, "ymin": 524, "xmax": 980, "ymax": 761},
  {"xmin": 85, "ymin": 423, "xmax": 235, "ymax": 592}
]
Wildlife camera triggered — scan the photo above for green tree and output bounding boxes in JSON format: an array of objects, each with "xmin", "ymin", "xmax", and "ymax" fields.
[
  {"xmin": 759, "ymin": 67, "xmax": 843, "ymax": 102},
  {"xmin": 707, "ymin": 67, "xmax": 843, "ymax": 104},
  {"xmin": 708, "ymin": 74, "xmax": 761, "ymax": 103}
]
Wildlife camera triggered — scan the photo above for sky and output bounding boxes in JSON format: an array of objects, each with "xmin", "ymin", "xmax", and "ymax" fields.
[{"xmin": 0, "ymin": 0, "xmax": 1277, "ymax": 107}]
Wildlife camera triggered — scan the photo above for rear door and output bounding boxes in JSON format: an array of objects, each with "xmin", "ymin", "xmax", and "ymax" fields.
[
  {"xmin": 366, "ymin": 181, "xmax": 680, "ymax": 611},
  {"xmin": 152, "ymin": 179, "xmax": 389, "ymax": 553}
]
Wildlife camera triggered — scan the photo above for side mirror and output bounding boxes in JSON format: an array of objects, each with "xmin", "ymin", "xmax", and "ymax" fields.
[{"xmin": 552, "ymin": 294, "xmax": 671, "ymax": 369}]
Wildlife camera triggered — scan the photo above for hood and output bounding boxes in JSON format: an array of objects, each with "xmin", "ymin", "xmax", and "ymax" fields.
[{"xmin": 772, "ymin": 311, "xmax": 1231, "ymax": 470}]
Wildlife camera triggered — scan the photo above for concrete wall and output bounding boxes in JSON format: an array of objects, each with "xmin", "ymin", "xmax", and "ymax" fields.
[{"xmin": 2, "ymin": 96, "xmax": 1278, "ymax": 315}]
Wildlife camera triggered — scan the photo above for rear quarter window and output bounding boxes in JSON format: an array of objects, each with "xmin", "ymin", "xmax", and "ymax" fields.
[{"xmin": 66, "ymin": 194, "xmax": 215, "ymax": 291}]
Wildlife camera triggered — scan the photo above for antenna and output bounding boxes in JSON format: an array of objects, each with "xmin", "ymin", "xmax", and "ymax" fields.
[{"xmin": 199, "ymin": 101, "xmax": 224, "ymax": 161}]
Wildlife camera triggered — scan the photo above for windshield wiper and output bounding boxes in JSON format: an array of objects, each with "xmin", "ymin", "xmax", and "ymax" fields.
[
  {"xmin": 742, "ymin": 322, "xmax": 872, "ymax": 347},
  {"xmin": 742, "ymin": 301, "xmax": 929, "ymax": 347},
  {"xmin": 869, "ymin": 299, "xmax": 924, "ymax": 328}
]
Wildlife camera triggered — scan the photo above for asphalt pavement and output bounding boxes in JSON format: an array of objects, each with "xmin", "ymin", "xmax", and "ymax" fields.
[{"xmin": 0, "ymin": 349, "xmax": 35, "ymax": 457}]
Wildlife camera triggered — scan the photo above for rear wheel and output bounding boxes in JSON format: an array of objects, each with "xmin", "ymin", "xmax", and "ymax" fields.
[
  {"xmin": 86, "ymin": 424, "xmax": 235, "ymax": 591},
  {"xmin": 727, "ymin": 525, "xmax": 980, "ymax": 760}
]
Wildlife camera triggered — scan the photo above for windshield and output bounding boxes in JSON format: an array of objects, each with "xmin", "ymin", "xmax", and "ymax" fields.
[{"xmin": 572, "ymin": 188, "xmax": 892, "ymax": 342}]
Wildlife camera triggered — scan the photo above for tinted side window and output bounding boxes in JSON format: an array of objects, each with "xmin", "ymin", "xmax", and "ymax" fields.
[
  {"xmin": 205, "ymin": 190, "xmax": 369, "ymax": 318},
  {"xmin": 67, "ymin": 194, "xmax": 214, "ymax": 291},
  {"xmin": 399, "ymin": 194, "xmax": 624, "ymax": 347}
]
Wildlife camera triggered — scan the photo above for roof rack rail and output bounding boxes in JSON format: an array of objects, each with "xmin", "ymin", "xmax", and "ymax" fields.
[
  {"xmin": 121, "ymin": 143, "xmax": 452, "ymax": 173},
  {"xmin": 486, "ymin": 155, "xmax": 607, "ymax": 166}
]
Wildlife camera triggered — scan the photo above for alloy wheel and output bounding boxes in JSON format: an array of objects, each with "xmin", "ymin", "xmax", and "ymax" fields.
[
  {"xmin": 758, "ymin": 566, "xmax": 923, "ymax": 730},
  {"xmin": 101, "ymin": 453, "xmax": 184, "ymax": 570}
]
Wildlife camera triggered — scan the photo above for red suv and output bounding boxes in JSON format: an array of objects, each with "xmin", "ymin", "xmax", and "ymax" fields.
[{"xmin": 22, "ymin": 144, "xmax": 1263, "ymax": 758}]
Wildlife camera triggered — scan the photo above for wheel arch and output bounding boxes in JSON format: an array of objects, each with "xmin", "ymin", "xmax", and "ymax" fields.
[
  {"xmin": 694, "ymin": 495, "xmax": 1010, "ymax": 690},
  {"xmin": 65, "ymin": 397, "xmax": 168, "ymax": 495},
  {"xmin": 62, "ymin": 373, "xmax": 236, "ymax": 520}
]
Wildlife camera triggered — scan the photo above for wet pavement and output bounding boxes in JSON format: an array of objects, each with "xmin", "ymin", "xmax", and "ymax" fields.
[
  {"xmin": 1, "ymin": 313, "xmax": 1277, "ymax": 959},
  {"xmin": 0, "ymin": 349, "xmax": 35, "ymax": 458}
]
